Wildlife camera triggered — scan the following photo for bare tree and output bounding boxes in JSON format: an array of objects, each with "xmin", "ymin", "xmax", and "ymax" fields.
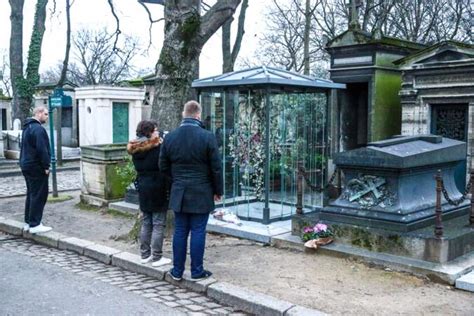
[
  {"xmin": 255, "ymin": 0, "xmax": 326, "ymax": 74},
  {"xmin": 356, "ymin": 0, "xmax": 471, "ymax": 43},
  {"xmin": 71, "ymin": 28, "xmax": 141, "ymax": 85},
  {"xmin": 148, "ymin": 0, "xmax": 242, "ymax": 130},
  {"xmin": 222, "ymin": 0, "xmax": 249, "ymax": 73},
  {"xmin": 54, "ymin": 0, "xmax": 73, "ymax": 167},
  {"xmin": 252, "ymin": 0, "xmax": 471, "ymax": 79},
  {"xmin": 9, "ymin": 0, "xmax": 49, "ymax": 124},
  {"xmin": 0, "ymin": 52, "xmax": 12, "ymax": 98}
]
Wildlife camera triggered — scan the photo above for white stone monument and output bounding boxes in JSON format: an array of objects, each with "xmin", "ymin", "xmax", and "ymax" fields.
[{"xmin": 75, "ymin": 85, "xmax": 146, "ymax": 146}]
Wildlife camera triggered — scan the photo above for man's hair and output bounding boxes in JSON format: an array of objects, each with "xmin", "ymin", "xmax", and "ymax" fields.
[
  {"xmin": 136, "ymin": 120, "xmax": 157, "ymax": 138},
  {"xmin": 33, "ymin": 106, "xmax": 47, "ymax": 116},
  {"xmin": 183, "ymin": 100, "xmax": 202, "ymax": 118}
]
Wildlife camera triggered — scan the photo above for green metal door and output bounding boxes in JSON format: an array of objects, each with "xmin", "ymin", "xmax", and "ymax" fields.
[
  {"xmin": 1, "ymin": 109, "xmax": 6, "ymax": 130},
  {"xmin": 112, "ymin": 102, "xmax": 129, "ymax": 143}
]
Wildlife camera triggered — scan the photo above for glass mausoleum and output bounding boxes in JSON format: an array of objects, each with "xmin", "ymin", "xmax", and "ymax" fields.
[{"xmin": 192, "ymin": 67, "xmax": 345, "ymax": 223}]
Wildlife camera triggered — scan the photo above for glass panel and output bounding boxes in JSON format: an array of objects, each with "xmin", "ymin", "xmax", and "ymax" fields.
[
  {"xmin": 268, "ymin": 92, "xmax": 327, "ymax": 218},
  {"xmin": 201, "ymin": 89, "xmax": 328, "ymax": 222}
]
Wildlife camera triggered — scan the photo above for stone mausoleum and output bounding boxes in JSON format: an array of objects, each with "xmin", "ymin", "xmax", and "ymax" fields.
[
  {"xmin": 397, "ymin": 41, "xmax": 474, "ymax": 189},
  {"xmin": 326, "ymin": 28, "xmax": 425, "ymax": 152},
  {"xmin": 75, "ymin": 85, "xmax": 147, "ymax": 146}
]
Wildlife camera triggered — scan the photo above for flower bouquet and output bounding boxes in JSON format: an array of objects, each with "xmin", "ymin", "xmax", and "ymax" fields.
[{"xmin": 301, "ymin": 222, "xmax": 334, "ymax": 249}]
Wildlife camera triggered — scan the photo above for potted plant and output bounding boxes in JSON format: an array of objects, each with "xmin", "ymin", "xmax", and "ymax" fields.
[{"xmin": 301, "ymin": 222, "xmax": 334, "ymax": 249}]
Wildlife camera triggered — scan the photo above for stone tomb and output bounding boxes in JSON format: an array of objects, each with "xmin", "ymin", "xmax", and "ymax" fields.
[
  {"xmin": 292, "ymin": 135, "xmax": 474, "ymax": 263},
  {"xmin": 320, "ymin": 135, "xmax": 469, "ymax": 232}
]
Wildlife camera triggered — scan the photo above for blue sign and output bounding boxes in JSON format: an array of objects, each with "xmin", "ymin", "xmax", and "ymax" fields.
[
  {"xmin": 49, "ymin": 88, "xmax": 72, "ymax": 108},
  {"xmin": 50, "ymin": 96, "xmax": 62, "ymax": 108}
]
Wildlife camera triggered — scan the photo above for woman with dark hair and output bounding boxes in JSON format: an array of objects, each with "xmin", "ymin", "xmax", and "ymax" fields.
[{"xmin": 127, "ymin": 120, "xmax": 171, "ymax": 266}]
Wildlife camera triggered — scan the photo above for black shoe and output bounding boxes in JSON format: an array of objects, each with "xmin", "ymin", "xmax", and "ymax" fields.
[
  {"xmin": 168, "ymin": 269, "xmax": 182, "ymax": 281},
  {"xmin": 191, "ymin": 270, "xmax": 213, "ymax": 281}
]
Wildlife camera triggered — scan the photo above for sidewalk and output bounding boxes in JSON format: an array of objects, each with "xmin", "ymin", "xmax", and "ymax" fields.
[
  {"xmin": 0, "ymin": 168, "xmax": 80, "ymax": 198},
  {"xmin": 1, "ymin": 191, "xmax": 473, "ymax": 315}
]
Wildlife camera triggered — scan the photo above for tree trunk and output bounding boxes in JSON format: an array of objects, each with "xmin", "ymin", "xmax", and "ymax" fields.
[
  {"xmin": 303, "ymin": 0, "xmax": 311, "ymax": 75},
  {"xmin": 222, "ymin": 0, "xmax": 248, "ymax": 74},
  {"xmin": 57, "ymin": 0, "xmax": 72, "ymax": 166},
  {"xmin": 222, "ymin": 19, "xmax": 232, "ymax": 73},
  {"xmin": 9, "ymin": 0, "xmax": 25, "ymax": 125},
  {"xmin": 10, "ymin": 0, "xmax": 48, "ymax": 125},
  {"xmin": 151, "ymin": 0, "xmax": 241, "ymax": 130}
]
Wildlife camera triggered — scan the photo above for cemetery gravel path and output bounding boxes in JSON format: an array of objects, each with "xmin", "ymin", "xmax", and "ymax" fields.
[{"xmin": 1, "ymin": 191, "xmax": 473, "ymax": 315}]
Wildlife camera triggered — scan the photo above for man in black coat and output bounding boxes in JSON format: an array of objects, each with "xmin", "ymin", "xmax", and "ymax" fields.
[
  {"xmin": 159, "ymin": 100, "xmax": 223, "ymax": 281},
  {"xmin": 20, "ymin": 106, "xmax": 52, "ymax": 234}
]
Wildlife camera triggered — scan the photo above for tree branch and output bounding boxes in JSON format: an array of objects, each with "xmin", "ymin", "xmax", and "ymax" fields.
[
  {"xmin": 138, "ymin": 1, "xmax": 164, "ymax": 50},
  {"xmin": 230, "ymin": 0, "xmax": 248, "ymax": 66},
  {"xmin": 199, "ymin": 0, "xmax": 242, "ymax": 46},
  {"xmin": 106, "ymin": 0, "xmax": 121, "ymax": 51}
]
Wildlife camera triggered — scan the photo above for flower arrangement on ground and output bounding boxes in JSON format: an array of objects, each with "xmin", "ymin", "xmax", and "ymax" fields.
[{"xmin": 301, "ymin": 222, "xmax": 334, "ymax": 249}]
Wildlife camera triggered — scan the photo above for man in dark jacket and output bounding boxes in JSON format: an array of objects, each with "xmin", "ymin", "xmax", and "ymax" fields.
[
  {"xmin": 160, "ymin": 100, "xmax": 223, "ymax": 281},
  {"xmin": 20, "ymin": 106, "xmax": 52, "ymax": 234}
]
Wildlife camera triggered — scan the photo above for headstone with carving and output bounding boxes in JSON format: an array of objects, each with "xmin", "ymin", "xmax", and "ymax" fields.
[{"xmin": 320, "ymin": 135, "xmax": 469, "ymax": 232}]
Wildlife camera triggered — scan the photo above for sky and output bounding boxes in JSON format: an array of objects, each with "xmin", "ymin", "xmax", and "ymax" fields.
[{"xmin": 0, "ymin": 0, "xmax": 268, "ymax": 79}]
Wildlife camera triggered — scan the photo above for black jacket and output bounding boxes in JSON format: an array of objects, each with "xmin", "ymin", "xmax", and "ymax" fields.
[
  {"xmin": 20, "ymin": 118, "xmax": 51, "ymax": 172},
  {"xmin": 159, "ymin": 118, "xmax": 223, "ymax": 214},
  {"xmin": 127, "ymin": 134, "xmax": 169, "ymax": 213}
]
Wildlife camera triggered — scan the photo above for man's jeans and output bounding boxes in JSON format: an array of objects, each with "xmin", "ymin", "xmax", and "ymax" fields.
[
  {"xmin": 22, "ymin": 168, "xmax": 49, "ymax": 227},
  {"xmin": 171, "ymin": 212, "xmax": 209, "ymax": 278},
  {"xmin": 140, "ymin": 211, "xmax": 166, "ymax": 260}
]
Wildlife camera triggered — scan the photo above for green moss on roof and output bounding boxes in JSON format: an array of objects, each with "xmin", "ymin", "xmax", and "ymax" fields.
[
  {"xmin": 327, "ymin": 29, "xmax": 426, "ymax": 51},
  {"xmin": 126, "ymin": 78, "xmax": 145, "ymax": 87}
]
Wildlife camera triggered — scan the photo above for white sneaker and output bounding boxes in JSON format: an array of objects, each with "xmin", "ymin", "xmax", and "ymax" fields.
[
  {"xmin": 23, "ymin": 223, "xmax": 30, "ymax": 232},
  {"xmin": 29, "ymin": 224, "xmax": 52, "ymax": 234},
  {"xmin": 140, "ymin": 256, "xmax": 152, "ymax": 264},
  {"xmin": 152, "ymin": 257, "xmax": 172, "ymax": 267}
]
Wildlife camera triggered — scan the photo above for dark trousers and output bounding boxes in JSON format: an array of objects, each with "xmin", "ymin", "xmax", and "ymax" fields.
[
  {"xmin": 171, "ymin": 212, "xmax": 209, "ymax": 278},
  {"xmin": 22, "ymin": 169, "xmax": 49, "ymax": 227},
  {"xmin": 140, "ymin": 211, "xmax": 166, "ymax": 260}
]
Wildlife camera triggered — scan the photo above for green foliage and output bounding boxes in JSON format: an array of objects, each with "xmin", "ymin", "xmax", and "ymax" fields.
[
  {"xmin": 47, "ymin": 195, "xmax": 73, "ymax": 203},
  {"xmin": 75, "ymin": 202, "xmax": 100, "ymax": 212},
  {"xmin": 115, "ymin": 155, "xmax": 137, "ymax": 189}
]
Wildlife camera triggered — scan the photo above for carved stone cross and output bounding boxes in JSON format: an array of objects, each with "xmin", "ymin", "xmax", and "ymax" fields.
[
  {"xmin": 349, "ymin": 177, "xmax": 386, "ymax": 202},
  {"xmin": 347, "ymin": 0, "xmax": 363, "ymax": 29}
]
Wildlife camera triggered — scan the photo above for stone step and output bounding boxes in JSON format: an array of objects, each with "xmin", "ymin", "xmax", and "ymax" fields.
[
  {"xmin": 0, "ymin": 159, "xmax": 19, "ymax": 169},
  {"xmin": 455, "ymin": 270, "xmax": 474, "ymax": 292}
]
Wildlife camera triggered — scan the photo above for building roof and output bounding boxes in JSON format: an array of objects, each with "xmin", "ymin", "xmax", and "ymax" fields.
[
  {"xmin": 192, "ymin": 66, "xmax": 346, "ymax": 90},
  {"xmin": 326, "ymin": 29, "xmax": 426, "ymax": 51},
  {"xmin": 36, "ymin": 80, "xmax": 78, "ymax": 91},
  {"xmin": 393, "ymin": 40, "xmax": 474, "ymax": 66}
]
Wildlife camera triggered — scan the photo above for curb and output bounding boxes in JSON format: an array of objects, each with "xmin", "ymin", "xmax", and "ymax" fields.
[
  {"xmin": 207, "ymin": 281, "xmax": 295, "ymax": 315},
  {"xmin": 0, "ymin": 218, "xmax": 325, "ymax": 315}
]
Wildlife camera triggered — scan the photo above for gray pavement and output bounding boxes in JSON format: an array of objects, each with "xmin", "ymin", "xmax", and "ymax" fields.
[
  {"xmin": 0, "ymin": 170, "xmax": 81, "ymax": 198},
  {"xmin": 0, "ymin": 249, "xmax": 182, "ymax": 316},
  {"xmin": 0, "ymin": 233, "xmax": 248, "ymax": 315}
]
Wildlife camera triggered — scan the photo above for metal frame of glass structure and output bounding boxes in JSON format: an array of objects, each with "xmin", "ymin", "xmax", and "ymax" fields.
[{"xmin": 192, "ymin": 67, "xmax": 345, "ymax": 223}]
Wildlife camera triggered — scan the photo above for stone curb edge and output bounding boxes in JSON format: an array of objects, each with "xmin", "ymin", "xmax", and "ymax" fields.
[{"xmin": 0, "ymin": 218, "xmax": 326, "ymax": 316}]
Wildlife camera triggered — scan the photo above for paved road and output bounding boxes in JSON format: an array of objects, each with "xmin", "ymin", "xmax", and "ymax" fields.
[
  {"xmin": 0, "ymin": 234, "xmax": 247, "ymax": 315},
  {"xmin": 0, "ymin": 170, "xmax": 81, "ymax": 198},
  {"xmin": 0, "ymin": 250, "xmax": 182, "ymax": 316}
]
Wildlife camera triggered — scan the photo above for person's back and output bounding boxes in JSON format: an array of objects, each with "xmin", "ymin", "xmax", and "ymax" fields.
[
  {"xmin": 160, "ymin": 117, "xmax": 222, "ymax": 214},
  {"xmin": 159, "ymin": 100, "xmax": 222, "ymax": 281}
]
